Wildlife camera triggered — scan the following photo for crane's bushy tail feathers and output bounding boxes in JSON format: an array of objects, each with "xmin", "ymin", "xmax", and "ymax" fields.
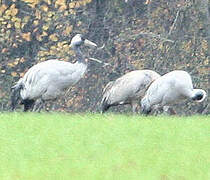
[
  {"xmin": 10, "ymin": 82, "xmax": 24, "ymax": 111},
  {"xmin": 101, "ymin": 81, "xmax": 115, "ymax": 113},
  {"xmin": 191, "ymin": 89, "xmax": 207, "ymax": 102},
  {"xmin": 101, "ymin": 97, "xmax": 110, "ymax": 113}
]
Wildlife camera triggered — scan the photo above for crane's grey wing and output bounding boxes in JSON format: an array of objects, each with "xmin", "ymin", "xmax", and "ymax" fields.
[
  {"xmin": 102, "ymin": 70, "xmax": 161, "ymax": 106},
  {"xmin": 20, "ymin": 60, "xmax": 84, "ymax": 100}
]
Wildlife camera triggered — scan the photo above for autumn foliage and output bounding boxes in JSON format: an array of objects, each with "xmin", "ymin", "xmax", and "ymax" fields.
[{"xmin": 0, "ymin": 0, "xmax": 209, "ymax": 114}]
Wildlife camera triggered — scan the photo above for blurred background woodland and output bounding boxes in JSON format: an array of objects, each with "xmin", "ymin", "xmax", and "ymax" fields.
[{"xmin": 0, "ymin": 0, "xmax": 209, "ymax": 114}]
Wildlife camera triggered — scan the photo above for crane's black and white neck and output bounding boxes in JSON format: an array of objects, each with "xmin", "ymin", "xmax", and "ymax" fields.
[{"xmin": 70, "ymin": 34, "xmax": 97, "ymax": 63}]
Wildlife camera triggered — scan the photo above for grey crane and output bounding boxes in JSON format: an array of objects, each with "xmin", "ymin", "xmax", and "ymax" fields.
[
  {"xmin": 101, "ymin": 70, "xmax": 161, "ymax": 113},
  {"xmin": 11, "ymin": 34, "xmax": 97, "ymax": 112},
  {"xmin": 141, "ymin": 70, "xmax": 207, "ymax": 115}
]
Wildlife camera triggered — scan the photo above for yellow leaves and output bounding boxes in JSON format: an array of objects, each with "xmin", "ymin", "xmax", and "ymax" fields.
[
  {"xmin": 33, "ymin": 20, "xmax": 39, "ymax": 26},
  {"xmin": 145, "ymin": 0, "xmax": 151, "ymax": 5},
  {"xmin": 43, "ymin": 24, "xmax": 49, "ymax": 31},
  {"xmin": 69, "ymin": 2, "xmax": 76, "ymax": 9},
  {"xmin": 201, "ymin": 40, "xmax": 208, "ymax": 51},
  {"xmin": 4, "ymin": 4, "xmax": 18, "ymax": 18},
  {"xmin": 42, "ymin": 31, "xmax": 48, "ymax": 37},
  {"xmin": 69, "ymin": 0, "xmax": 92, "ymax": 9},
  {"xmin": 198, "ymin": 67, "xmax": 210, "ymax": 75},
  {"xmin": 8, "ymin": 60, "xmax": 18, "ymax": 68},
  {"xmin": 11, "ymin": 16, "xmax": 20, "ymax": 23},
  {"xmin": 182, "ymin": 40, "xmax": 192, "ymax": 53},
  {"xmin": 23, "ymin": 16, "xmax": 30, "ymax": 23},
  {"xmin": 11, "ymin": 72, "xmax": 18, "ymax": 77},
  {"xmin": 35, "ymin": 10, "xmax": 41, "ymax": 19},
  {"xmin": 41, "ymin": 4, "xmax": 49, "ymax": 12},
  {"xmin": 63, "ymin": 44, "xmax": 70, "ymax": 52},
  {"xmin": 14, "ymin": 21, "xmax": 21, "ymax": 29},
  {"xmin": 69, "ymin": 1, "xmax": 80, "ymax": 8},
  {"xmin": 55, "ymin": 0, "xmax": 67, "ymax": 10},
  {"xmin": 0, "ymin": 4, "xmax": 7, "ymax": 16},
  {"xmin": 22, "ymin": 32, "xmax": 31, "ymax": 41},
  {"xmin": 10, "ymin": 4, "xmax": 18, "ymax": 16},
  {"xmin": 7, "ymin": 23, "xmax": 12, "ymax": 28},
  {"xmin": 44, "ymin": 0, "xmax": 51, "ymax": 5},
  {"xmin": 50, "ymin": 45, "xmax": 56, "ymax": 50},
  {"xmin": 49, "ymin": 34, "xmax": 58, "ymax": 41},
  {"xmin": 36, "ymin": 31, "xmax": 48, "ymax": 41},
  {"xmin": 38, "ymin": 50, "xmax": 49, "ymax": 57},
  {"xmin": 47, "ymin": 11, "xmax": 54, "ymax": 17},
  {"xmin": 63, "ymin": 25, "xmax": 73, "ymax": 36},
  {"xmin": 36, "ymin": 34, "xmax": 43, "ymax": 41},
  {"xmin": 19, "ymin": 57, "xmax": 26, "ymax": 63},
  {"xmin": 23, "ymin": 0, "xmax": 39, "ymax": 8},
  {"xmin": 1, "ymin": 48, "xmax": 8, "ymax": 53}
]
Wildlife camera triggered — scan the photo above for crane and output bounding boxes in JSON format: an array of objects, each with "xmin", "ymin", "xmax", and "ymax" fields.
[
  {"xmin": 11, "ymin": 34, "xmax": 97, "ymax": 112},
  {"xmin": 141, "ymin": 70, "xmax": 207, "ymax": 115},
  {"xmin": 101, "ymin": 70, "xmax": 161, "ymax": 113}
]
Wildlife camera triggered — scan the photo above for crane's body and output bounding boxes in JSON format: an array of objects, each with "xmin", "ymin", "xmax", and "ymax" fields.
[
  {"xmin": 141, "ymin": 70, "xmax": 207, "ymax": 114},
  {"xmin": 101, "ymin": 70, "xmax": 161, "ymax": 113},
  {"xmin": 19, "ymin": 60, "xmax": 87, "ymax": 100},
  {"xmin": 11, "ymin": 34, "xmax": 97, "ymax": 112}
]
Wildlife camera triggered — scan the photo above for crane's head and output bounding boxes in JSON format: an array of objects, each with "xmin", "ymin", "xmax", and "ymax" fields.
[{"xmin": 70, "ymin": 34, "xmax": 97, "ymax": 48}]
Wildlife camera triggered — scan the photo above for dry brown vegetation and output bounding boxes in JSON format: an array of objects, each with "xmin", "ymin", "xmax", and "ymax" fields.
[{"xmin": 0, "ymin": 0, "xmax": 209, "ymax": 114}]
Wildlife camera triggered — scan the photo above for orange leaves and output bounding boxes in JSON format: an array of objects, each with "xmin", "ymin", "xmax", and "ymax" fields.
[
  {"xmin": 145, "ymin": 0, "xmax": 151, "ymax": 5},
  {"xmin": 35, "ymin": 10, "xmax": 41, "ymax": 19},
  {"xmin": 63, "ymin": 25, "xmax": 73, "ymax": 36},
  {"xmin": 22, "ymin": 32, "xmax": 31, "ymax": 41},
  {"xmin": 55, "ymin": 0, "xmax": 67, "ymax": 11},
  {"xmin": 49, "ymin": 34, "xmax": 58, "ymax": 42},
  {"xmin": 33, "ymin": 20, "xmax": 39, "ymax": 26},
  {"xmin": 0, "ymin": 4, "xmax": 7, "ymax": 16},
  {"xmin": 22, "ymin": 0, "xmax": 39, "ymax": 8},
  {"xmin": 69, "ymin": 0, "xmax": 92, "ymax": 9},
  {"xmin": 6, "ymin": 4, "xmax": 18, "ymax": 16},
  {"xmin": 11, "ymin": 72, "xmax": 18, "ymax": 77},
  {"xmin": 1, "ymin": 48, "xmax": 8, "ymax": 53},
  {"xmin": 36, "ymin": 32, "xmax": 47, "ymax": 42},
  {"xmin": 41, "ymin": 4, "xmax": 49, "ymax": 12}
]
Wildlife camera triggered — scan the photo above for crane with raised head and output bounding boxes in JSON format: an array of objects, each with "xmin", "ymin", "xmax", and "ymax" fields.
[{"xmin": 11, "ymin": 34, "xmax": 97, "ymax": 112}]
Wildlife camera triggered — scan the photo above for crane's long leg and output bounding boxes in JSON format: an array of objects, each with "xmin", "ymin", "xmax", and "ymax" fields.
[
  {"xmin": 131, "ymin": 100, "xmax": 139, "ymax": 114},
  {"xmin": 33, "ymin": 99, "xmax": 45, "ymax": 112}
]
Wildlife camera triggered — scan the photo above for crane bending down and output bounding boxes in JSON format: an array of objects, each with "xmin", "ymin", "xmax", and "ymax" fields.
[
  {"xmin": 101, "ymin": 70, "xmax": 161, "ymax": 113},
  {"xmin": 11, "ymin": 34, "xmax": 97, "ymax": 112},
  {"xmin": 141, "ymin": 70, "xmax": 207, "ymax": 115}
]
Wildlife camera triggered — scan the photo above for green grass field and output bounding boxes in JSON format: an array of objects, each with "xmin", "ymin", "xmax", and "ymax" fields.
[{"xmin": 0, "ymin": 113, "xmax": 209, "ymax": 180}]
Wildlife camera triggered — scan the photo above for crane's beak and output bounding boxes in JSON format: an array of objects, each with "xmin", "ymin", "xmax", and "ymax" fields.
[{"xmin": 84, "ymin": 39, "xmax": 97, "ymax": 48}]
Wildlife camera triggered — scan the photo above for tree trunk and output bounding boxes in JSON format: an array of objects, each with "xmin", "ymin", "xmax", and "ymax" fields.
[{"xmin": 196, "ymin": 0, "xmax": 210, "ymax": 56}]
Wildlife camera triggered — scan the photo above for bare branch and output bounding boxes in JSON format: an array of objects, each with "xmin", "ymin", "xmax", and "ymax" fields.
[
  {"xmin": 136, "ymin": 32, "xmax": 174, "ymax": 43},
  {"xmin": 97, "ymin": 43, "xmax": 105, "ymax": 50},
  {"xmin": 168, "ymin": 10, "xmax": 180, "ymax": 36},
  {"xmin": 89, "ymin": 57, "xmax": 111, "ymax": 67}
]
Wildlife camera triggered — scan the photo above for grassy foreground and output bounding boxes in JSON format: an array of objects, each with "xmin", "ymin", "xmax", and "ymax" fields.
[{"xmin": 0, "ymin": 113, "xmax": 209, "ymax": 180}]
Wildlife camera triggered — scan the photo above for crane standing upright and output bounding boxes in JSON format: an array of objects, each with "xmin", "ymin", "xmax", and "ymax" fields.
[{"xmin": 11, "ymin": 34, "xmax": 97, "ymax": 112}]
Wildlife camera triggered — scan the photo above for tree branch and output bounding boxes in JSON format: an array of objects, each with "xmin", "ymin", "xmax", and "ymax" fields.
[
  {"xmin": 168, "ymin": 10, "xmax": 180, "ymax": 36},
  {"xmin": 136, "ymin": 32, "xmax": 174, "ymax": 43}
]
